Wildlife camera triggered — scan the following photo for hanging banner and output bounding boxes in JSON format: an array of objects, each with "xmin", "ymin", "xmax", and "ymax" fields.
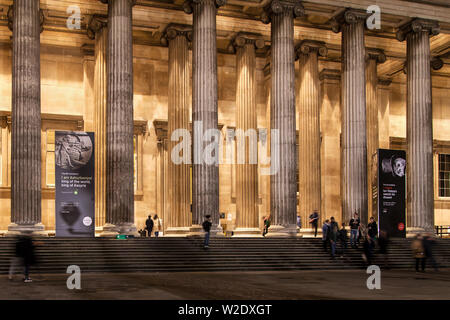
[
  {"xmin": 377, "ymin": 149, "xmax": 406, "ymax": 238},
  {"xmin": 55, "ymin": 131, "xmax": 95, "ymax": 237}
]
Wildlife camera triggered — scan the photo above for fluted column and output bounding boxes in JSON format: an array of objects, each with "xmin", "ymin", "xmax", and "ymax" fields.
[
  {"xmin": 8, "ymin": 1, "xmax": 45, "ymax": 235},
  {"xmin": 230, "ymin": 33, "xmax": 265, "ymax": 236},
  {"xmin": 183, "ymin": 0, "xmax": 226, "ymax": 236},
  {"xmin": 296, "ymin": 40, "xmax": 327, "ymax": 234},
  {"xmin": 88, "ymin": 15, "xmax": 108, "ymax": 229},
  {"xmin": 365, "ymin": 48, "xmax": 386, "ymax": 219},
  {"xmin": 161, "ymin": 24, "xmax": 192, "ymax": 236},
  {"xmin": 332, "ymin": 9, "xmax": 369, "ymax": 225},
  {"xmin": 261, "ymin": 0, "xmax": 304, "ymax": 236},
  {"xmin": 396, "ymin": 19, "xmax": 440, "ymax": 234},
  {"xmin": 102, "ymin": 0, "xmax": 137, "ymax": 236}
]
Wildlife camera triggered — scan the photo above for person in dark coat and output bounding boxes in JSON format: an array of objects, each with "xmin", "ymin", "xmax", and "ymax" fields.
[
  {"xmin": 145, "ymin": 215, "xmax": 154, "ymax": 237},
  {"xmin": 378, "ymin": 230, "xmax": 390, "ymax": 269},
  {"xmin": 262, "ymin": 216, "xmax": 271, "ymax": 237},
  {"xmin": 362, "ymin": 233, "xmax": 373, "ymax": 266},
  {"xmin": 13, "ymin": 236, "xmax": 35, "ymax": 282},
  {"xmin": 309, "ymin": 210, "xmax": 319, "ymax": 237},
  {"xmin": 349, "ymin": 212, "xmax": 360, "ymax": 248},
  {"xmin": 422, "ymin": 233, "xmax": 438, "ymax": 271},
  {"xmin": 322, "ymin": 220, "xmax": 330, "ymax": 252},
  {"xmin": 329, "ymin": 217, "xmax": 339, "ymax": 259},
  {"xmin": 202, "ymin": 215, "xmax": 212, "ymax": 248},
  {"xmin": 338, "ymin": 222, "xmax": 348, "ymax": 257}
]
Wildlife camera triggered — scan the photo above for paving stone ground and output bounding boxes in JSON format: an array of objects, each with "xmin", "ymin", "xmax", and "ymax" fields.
[{"xmin": 1, "ymin": 268, "xmax": 449, "ymax": 300}]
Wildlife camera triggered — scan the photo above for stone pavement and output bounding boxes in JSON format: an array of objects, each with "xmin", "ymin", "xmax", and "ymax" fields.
[{"xmin": 1, "ymin": 269, "xmax": 449, "ymax": 300}]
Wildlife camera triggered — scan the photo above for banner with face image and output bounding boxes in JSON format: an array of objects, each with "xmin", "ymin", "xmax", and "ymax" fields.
[
  {"xmin": 55, "ymin": 131, "xmax": 95, "ymax": 237},
  {"xmin": 377, "ymin": 149, "xmax": 406, "ymax": 238}
]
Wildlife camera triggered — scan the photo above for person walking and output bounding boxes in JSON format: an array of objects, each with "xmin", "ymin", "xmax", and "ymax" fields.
[
  {"xmin": 322, "ymin": 219, "xmax": 330, "ymax": 252},
  {"xmin": 202, "ymin": 215, "xmax": 212, "ymax": 248},
  {"xmin": 329, "ymin": 217, "xmax": 339, "ymax": 259},
  {"xmin": 362, "ymin": 232, "xmax": 373, "ymax": 266},
  {"xmin": 338, "ymin": 222, "xmax": 348, "ymax": 257},
  {"xmin": 367, "ymin": 217, "xmax": 378, "ymax": 242},
  {"xmin": 145, "ymin": 215, "xmax": 154, "ymax": 237},
  {"xmin": 411, "ymin": 234, "xmax": 426, "ymax": 272},
  {"xmin": 349, "ymin": 212, "xmax": 360, "ymax": 248},
  {"xmin": 153, "ymin": 214, "xmax": 162, "ymax": 237},
  {"xmin": 9, "ymin": 236, "xmax": 35, "ymax": 282},
  {"xmin": 378, "ymin": 230, "xmax": 390, "ymax": 269},
  {"xmin": 262, "ymin": 216, "xmax": 271, "ymax": 237},
  {"xmin": 309, "ymin": 210, "xmax": 319, "ymax": 238},
  {"xmin": 422, "ymin": 233, "xmax": 439, "ymax": 272}
]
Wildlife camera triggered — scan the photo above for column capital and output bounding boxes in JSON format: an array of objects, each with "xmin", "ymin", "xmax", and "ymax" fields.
[
  {"xmin": 396, "ymin": 18, "xmax": 440, "ymax": 42},
  {"xmin": 228, "ymin": 32, "xmax": 265, "ymax": 53},
  {"xmin": 365, "ymin": 48, "xmax": 386, "ymax": 64},
  {"xmin": 261, "ymin": 0, "xmax": 305, "ymax": 24},
  {"xmin": 87, "ymin": 15, "xmax": 108, "ymax": 40},
  {"xmin": 8, "ymin": 5, "xmax": 45, "ymax": 33},
  {"xmin": 160, "ymin": 24, "xmax": 193, "ymax": 46},
  {"xmin": 431, "ymin": 56, "xmax": 444, "ymax": 71},
  {"xmin": 81, "ymin": 43, "xmax": 95, "ymax": 57},
  {"xmin": 331, "ymin": 8, "xmax": 367, "ymax": 33},
  {"xmin": 295, "ymin": 40, "xmax": 327, "ymax": 60},
  {"xmin": 99, "ymin": 0, "xmax": 137, "ymax": 5},
  {"xmin": 183, "ymin": 0, "xmax": 227, "ymax": 14}
]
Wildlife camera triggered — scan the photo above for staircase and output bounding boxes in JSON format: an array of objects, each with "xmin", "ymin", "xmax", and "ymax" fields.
[{"xmin": 0, "ymin": 237, "xmax": 449, "ymax": 274}]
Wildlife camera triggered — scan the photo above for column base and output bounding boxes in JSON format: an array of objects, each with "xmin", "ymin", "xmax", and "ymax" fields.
[
  {"xmin": 265, "ymin": 224, "xmax": 298, "ymax": 238},
  {"xmin": 187, "ymin": 224, "xmax": 225, "ymax": 237},
  {"xmin": 233, "ymin": 227, "xmax": 262, "ymax": 237},
  {"xmin": 164, "ymin": 227, "xmax": 190, "ymax": 237},
  {"xmin": 100, "ymin": 223, "xmax": 139, "ymax": 237},
  {"xmin": 6, "ymin": 223, "xmax": 47, "ymax": 237},
  {"xmin": 406, "ymin": 227, "xmax": 434, "ymax": 237},
  {"xmin": 211, "ymin": 224, "xmax": 225, "ymax": 237}
]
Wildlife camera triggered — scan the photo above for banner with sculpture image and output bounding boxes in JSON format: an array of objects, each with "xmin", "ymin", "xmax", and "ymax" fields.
[
  {"xmin": 55, "ymin": 131, "xmax": 95, "ymax": 237},
  {"xmin": 377, "ymin": 149, "xmax": 406, "ymax": 238}
]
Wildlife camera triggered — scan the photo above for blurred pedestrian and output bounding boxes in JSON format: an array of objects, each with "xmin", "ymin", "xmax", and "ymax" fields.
[
  {"xmin": 153, "ymin": 214, "xmax": 162, "ymax": 237},
  {"xmin": 9, "ymin": 236, "xmax": 35, "ymax": 282},
  {"xmin": 378, "ymin": 230, "xmax": 390, "ymax": 269},
  {"xmin": 367, "ymin": 217, "xmax": 378, "ymax": 242},
  {"xmin": 338, "ymin": 222, "xmax": 348, "ymax": 257},
  {"xmin": 262, "ymin": 216, "xmax": 271, "ymax": 237},
  {"xmin": 145, "ymin": 215, "xmax": 154, "ymax": 237},
  {"xmin": 297, "ymin": 215, "xmax": 301, "ymax": 229},
  {"xmin": 362, "ymin": 232, "xmax": 373, "ymax": 266},
  {"xmin": 309, "ymin": 210, "xmax": 319, "ymax": 237},
  {"xmin": 349, "ymin": 212, "xmax": 360, "ymax": 248},
  {"xmin": 329, "ymin": 217, "xmax": 339, "ymax": 259},
  {"xmin": 322, "ymin": 219, "xmax": 330, "ymax": 252},
  {"xmin": 411, "ymin": 234, "xmax": 425, "ymax": 272},
  {"xmin": 422, "ymin": 233, "xmax": 438, "ymax": 272},
  {"xmin": 202, "ymin": 215, "xmax": 212, "ymax": 248}
]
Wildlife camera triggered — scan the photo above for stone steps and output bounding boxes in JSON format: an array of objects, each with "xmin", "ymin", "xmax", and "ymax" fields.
[{"xmin": 0, "ymin": 238, "xmax": 449, "ymax": 274}]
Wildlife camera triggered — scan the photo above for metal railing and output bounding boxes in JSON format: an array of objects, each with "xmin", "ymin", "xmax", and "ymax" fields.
[{"xmin": 435, "ymin": 226, "xmax": 450, "ymax": 238}]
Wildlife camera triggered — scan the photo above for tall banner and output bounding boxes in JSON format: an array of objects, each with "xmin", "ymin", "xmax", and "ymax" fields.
[
  {"xmin": 55, "ymin": 131, "xmax": 95, "ymax": 237},
  {"xmin": 377, "ymin": 149, "xmax": 406, "ymax": 238}
]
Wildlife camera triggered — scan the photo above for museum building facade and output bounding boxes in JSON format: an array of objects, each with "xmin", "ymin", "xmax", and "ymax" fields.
[{"xmin": 0, "ymin": 0, "xmax": 449, "ymax": 236}]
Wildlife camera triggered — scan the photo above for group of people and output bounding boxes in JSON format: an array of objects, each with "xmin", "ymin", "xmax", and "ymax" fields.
[{"xmin": 144, "ymin": 214, "xmax": 163, "ymax": 237}]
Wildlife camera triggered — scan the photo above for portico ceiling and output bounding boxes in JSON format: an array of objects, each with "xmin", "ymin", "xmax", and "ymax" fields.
[{"xmin": 0, "ymin": 0, "xmax": 449, "ymax": 80}]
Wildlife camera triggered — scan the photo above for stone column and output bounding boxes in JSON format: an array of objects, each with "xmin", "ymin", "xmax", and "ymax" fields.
[
  {"xmin": 8, "ymin": 1, "xmax": 45, "ymax": 235},
  {"xmin": 102, "ymin": 0, "xmax": 137, "ymax": 236},
  {"xmin": 183, "ymin": 0, "xmax": 226, "ymax": 236},
  {"xmin": 365, "ymin": 48, "xmax": 385, "ymax": 219},
  {"xmin": 332, "ymin": 9, "xmax": 369, "ymax": 225},
  {"xmin": 88, "ymin": 15, "xmax": 108, "ymax": 229},
  {"xmin": 396, "ymin": 19, "xmax": 440, "ymax": 234},
  {"xmin": 261, "ymin": 0, "xmax": 304, "ymax": 236},
  {"xmin": 230, "ymin": 33, "xmax": 265, "ymax": 236},
  {"xmin": 161, "ymin": 24, "xmax": 192, "ymax": 236},
  {"xmin": 296, "ymin": 40, "xmax": 327, "ymax": 234}
]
